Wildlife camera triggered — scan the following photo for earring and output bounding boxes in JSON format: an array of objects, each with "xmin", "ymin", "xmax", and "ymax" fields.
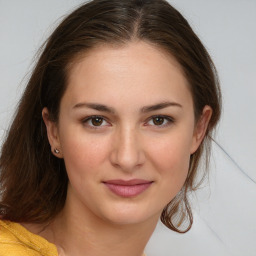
[{"xmin": 54, "ymin": 148, "xmax": 60, "ymax": 154}]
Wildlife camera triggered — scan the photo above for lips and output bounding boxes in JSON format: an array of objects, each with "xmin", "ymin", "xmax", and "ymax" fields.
[{"xmin": 103, "ymin": 179, "xmax": 153, "ymax": 198}]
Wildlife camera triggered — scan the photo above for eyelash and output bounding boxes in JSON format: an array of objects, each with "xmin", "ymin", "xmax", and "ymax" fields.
[{"xmin": 82, "ymin": 115, "xmax": 174, "ymax": 129}]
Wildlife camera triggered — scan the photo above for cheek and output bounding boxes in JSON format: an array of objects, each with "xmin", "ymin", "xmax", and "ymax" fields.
[
  {"xmin": 59, "ymin": 130, "xmax": 110, "ymax": 178},
  {"xmin": 147, "ymin": 133, "xmax": 192, "ymax": 185}
]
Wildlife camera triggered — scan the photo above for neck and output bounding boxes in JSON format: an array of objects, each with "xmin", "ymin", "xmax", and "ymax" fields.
[{"xmin": 35, "ymin": 189, "xmax": 159, "ymax": 256}]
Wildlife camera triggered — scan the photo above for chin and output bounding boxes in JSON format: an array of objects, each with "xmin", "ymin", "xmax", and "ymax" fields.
[{"xmin": 97, "ymin": 202, "xmax": 161, "ymax": 226}]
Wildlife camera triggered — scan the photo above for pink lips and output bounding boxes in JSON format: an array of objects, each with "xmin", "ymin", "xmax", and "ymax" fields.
[{"xmin": 103, "ymin": 179, "xmax": 153, "ymax": 198}]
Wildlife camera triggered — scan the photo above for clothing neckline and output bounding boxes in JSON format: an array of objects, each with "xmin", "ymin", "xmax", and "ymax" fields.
[{"xmin": 0, "ymin": 219, "xmax": 146, "ymax": 256}]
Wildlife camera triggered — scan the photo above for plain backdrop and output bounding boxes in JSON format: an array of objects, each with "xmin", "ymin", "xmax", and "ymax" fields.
[{"xmin": 0, "ymin": 1, "xmax": 255, "ymax": 255}]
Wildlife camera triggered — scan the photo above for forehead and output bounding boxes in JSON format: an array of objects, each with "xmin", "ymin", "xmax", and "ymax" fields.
[{"xmin": 62, "ymin": 41, "xmax": 193, "ymax": 111}]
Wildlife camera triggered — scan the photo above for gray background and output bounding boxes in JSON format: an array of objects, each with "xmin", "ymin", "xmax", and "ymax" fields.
[{"xmin": 0, "ymin": 0, "xmax": 255, "ymax": 255}]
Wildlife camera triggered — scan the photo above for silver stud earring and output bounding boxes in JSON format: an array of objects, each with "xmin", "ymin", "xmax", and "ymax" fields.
[{"xmin": 54, "ymin": 148, "xmax": 60, "ymax": 154}]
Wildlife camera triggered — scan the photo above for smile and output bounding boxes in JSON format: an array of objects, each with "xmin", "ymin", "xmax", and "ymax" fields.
[{"xmin": 103, "ymin": 179, "xmax": 153, "ymax": 198}]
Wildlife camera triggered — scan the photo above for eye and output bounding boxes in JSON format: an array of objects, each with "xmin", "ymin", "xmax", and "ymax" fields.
[
  {"xmin": 146, "ymin": 115, "xmax": 174, "ymax": 127},
  {"xmin": 82, "ymin": 116, "xmax": 110, "ymax": 128}
]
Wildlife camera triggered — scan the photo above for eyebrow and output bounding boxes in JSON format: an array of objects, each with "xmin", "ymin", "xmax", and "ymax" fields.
[
  {"xmin": 72, "ymin": 101, "xmax": 182, "ymax": 113},
  {"xmin": 73, "ymin": 103, "xmax": 115, "ymax": 114},
  {"xmin": 141, "ymin": 101, "xmax": 182, "ymax": 113}
]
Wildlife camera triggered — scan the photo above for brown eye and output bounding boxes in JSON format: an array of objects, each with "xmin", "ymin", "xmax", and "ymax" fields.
[
  {"xmin": 152, "ymin": 116, "xmax": 165, "ymax": 125},
  {"xmin": 83, "ymin": 115, "xmax": 109, "ymax": 128},
  {"xmin": 91, "ymin": 117, "xmax": 104, "ymax": 126},
  {"xmin": 146, "ymin": 115, "xmax": 174, "ymax": 127}
]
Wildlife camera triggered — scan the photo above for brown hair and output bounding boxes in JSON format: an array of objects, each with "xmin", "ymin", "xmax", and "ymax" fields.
[{"xmin": 0, "ymin": 0, "xmax": 221, "ymax": 233}]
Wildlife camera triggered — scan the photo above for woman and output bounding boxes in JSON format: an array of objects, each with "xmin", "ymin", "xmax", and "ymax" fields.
[{"xmin": 0, "ymin": 0, "xmax": 221, "ymax": 255}]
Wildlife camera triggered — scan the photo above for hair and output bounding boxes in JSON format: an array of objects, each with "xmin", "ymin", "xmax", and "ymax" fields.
[{"xmin": 0, "ymin": 0, "xmax": 221, "ymax": 233}]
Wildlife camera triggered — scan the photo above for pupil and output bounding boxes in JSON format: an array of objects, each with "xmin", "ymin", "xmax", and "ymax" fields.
[
  {"xmin": 153, "ymin": 117, "xmax": 164, "ymax": 125},
  {"xmin": 92, "ymin": 117, "xmax": 103, "ymax": 126}
]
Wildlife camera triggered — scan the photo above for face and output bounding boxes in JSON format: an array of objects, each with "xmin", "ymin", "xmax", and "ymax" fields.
[{"xmin": 43, "ymin": 41, "xmax": 211, "ymax": 226}]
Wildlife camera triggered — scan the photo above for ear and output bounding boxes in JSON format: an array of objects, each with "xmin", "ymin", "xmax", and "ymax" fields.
[
  {"xmin": 190, "ymin": 105, "xmax": 212, "ymax": 154},
  {"xmin": 42, "ymin": 107, "xmax": 63, "ymax": 158}
]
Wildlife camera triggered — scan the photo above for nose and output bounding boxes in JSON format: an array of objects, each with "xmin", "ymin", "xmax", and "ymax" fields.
[{"xmin": 110, "ymin": 126, "xmax": 145, "ymax": 172}]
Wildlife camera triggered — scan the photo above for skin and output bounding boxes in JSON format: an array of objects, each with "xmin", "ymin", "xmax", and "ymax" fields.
[{"xmin": 39, "ymin": 41, "xmax": 212, "ymax": 256}]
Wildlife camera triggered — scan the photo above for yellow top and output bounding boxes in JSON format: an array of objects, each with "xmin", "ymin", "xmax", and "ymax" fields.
[
  {"xmin": 0, "ymin": 220, "xmax": 58, "ymax": 256},
  {"xmin": 0, "ymin": 220, "xmax": 146, "ymax": 256}
]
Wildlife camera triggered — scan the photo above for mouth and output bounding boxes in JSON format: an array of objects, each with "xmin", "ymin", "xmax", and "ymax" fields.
[{"xmin": 102, "ymin": 179, "xmax": 153, "ymax": 198}]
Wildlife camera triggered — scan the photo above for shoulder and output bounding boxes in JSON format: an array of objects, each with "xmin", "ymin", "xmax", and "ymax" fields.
[
  {"xmin": 0, "ymin": 220, "xmax": 34, "ymax": 255},
  {"xmin": 0, "ymin": 220, "xmax": 57, "ymax": 256}
]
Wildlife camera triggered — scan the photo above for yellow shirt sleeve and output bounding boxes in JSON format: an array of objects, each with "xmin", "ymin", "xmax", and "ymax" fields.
[{"xmin": 0, "ymin": 220, "xmax": 58, "ymax": 256}]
